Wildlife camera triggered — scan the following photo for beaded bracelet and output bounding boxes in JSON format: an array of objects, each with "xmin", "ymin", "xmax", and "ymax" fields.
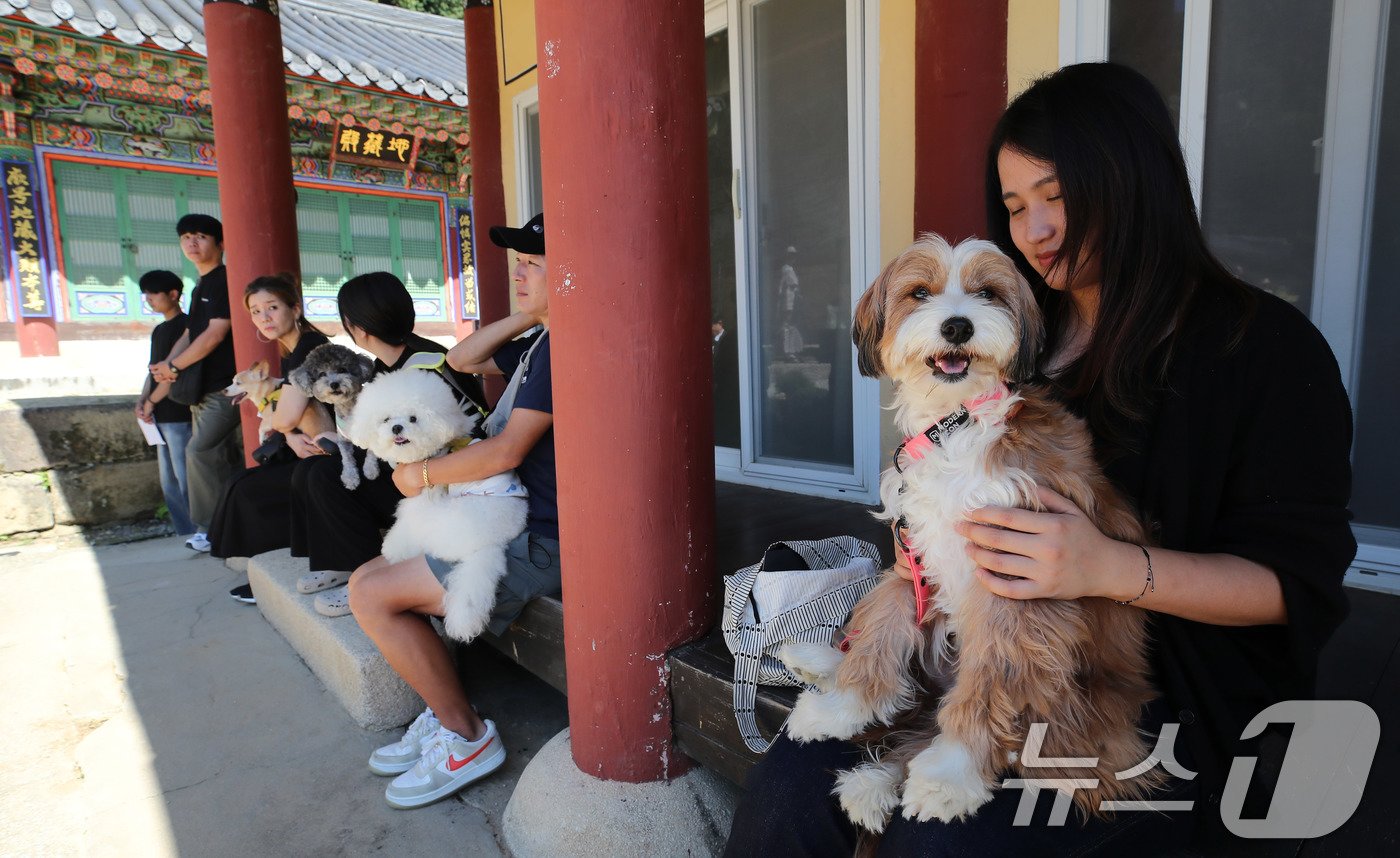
[{"xmin": 1114, "ymin": 545, "xmax": 1155, "ymax": 605}]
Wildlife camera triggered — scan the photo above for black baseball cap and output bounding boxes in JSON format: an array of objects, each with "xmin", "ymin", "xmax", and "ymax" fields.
[{"xmin": 489, "ymin": 213, "xmax": 545, "ymax": 255}]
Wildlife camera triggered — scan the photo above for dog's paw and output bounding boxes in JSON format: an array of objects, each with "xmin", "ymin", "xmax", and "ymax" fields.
[
  {"xmin": 901, "ymin": 737, "xmax": 994, "ymax": 823},
  {"xmin": 785, "ymin": 687, "xmax": 870, "ymax": 744},
  {"xmin": 363, "ymin": 454, "xmax": 381, "ymax": 481},
  {"xmin": 778, "ymin": 642, "xmax": 843, "ymax": 691},
  {"xmin": 835, "ymin": 761, "xmax": 901, "ymax": 832}
]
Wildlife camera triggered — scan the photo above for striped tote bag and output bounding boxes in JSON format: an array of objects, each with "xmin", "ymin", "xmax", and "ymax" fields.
[{"xmin": 722, "ymin": 536, "xmax": 883, "ymax": 753}]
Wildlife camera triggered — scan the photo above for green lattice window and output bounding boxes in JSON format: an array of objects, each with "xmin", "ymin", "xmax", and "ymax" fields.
[{"xmin": 51, "ymin": 160, "xmax": 449, "ymax": 322}]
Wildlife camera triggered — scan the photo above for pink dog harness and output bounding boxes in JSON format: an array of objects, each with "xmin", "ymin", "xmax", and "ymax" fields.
[{"xmin": 893, "ymin": 383, "xmax": 1015, "ymax": 622}]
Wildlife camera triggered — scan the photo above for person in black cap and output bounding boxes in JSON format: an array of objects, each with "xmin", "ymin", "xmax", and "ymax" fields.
[
  {"xmin": 150, "ymin": 213, "xmax": 241, "ymax": 553},
  {"xmin": 345, "ymin": 213, "xmax": 559, "ymax": 809}
]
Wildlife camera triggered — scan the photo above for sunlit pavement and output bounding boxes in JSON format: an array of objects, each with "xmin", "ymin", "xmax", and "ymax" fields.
[{"xmin": 0, "ymin": 535, "xmax": 565, "ymax": 857}]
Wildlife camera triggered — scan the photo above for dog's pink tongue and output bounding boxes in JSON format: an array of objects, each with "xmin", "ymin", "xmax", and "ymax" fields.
[{"xmin": 936, "ymin": 355, "xmax": 969, "ymax": 374}]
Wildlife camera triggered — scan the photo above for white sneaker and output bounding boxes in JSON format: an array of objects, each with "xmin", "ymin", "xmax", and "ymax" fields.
[
  {"xmin": 384, "ymin": 722, "xmax": 506, "ymax": 809},
  {"xmin": 369, "ymin": 708, "xmax": 441, "ymax": 776},
  {"xmin": 185, "ymin": 532, "xmax": 211, "ymax": 553}
]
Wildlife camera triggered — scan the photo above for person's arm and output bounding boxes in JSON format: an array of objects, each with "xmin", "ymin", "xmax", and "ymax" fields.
[
  {"xmin": 961, "ymin": 304, "xmax": 1353, "ymax": 633},
  {"xmin": 151, "ymin": 320, "xmax": 230, "ymax": 382},
  {"xmin": 447, "ymin": 312, "xmax": 540, "ymax": 375},
  {"xmin": 391, "ymin": 408, "xmax": 551, "ymax": 497},
  {"xmin": 957, "ymin": 487, "xmax": 1287, "ymax": 626},
  {"xmin": 149, "ymin": 329, "xmax": 191, "ymax": 381},
  {"xmin": 267, "ymin": 384, "xmax": 312, "ymax": 434}
]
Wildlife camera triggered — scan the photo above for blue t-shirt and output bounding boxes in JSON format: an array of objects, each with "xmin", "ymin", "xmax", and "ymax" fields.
[{"xmin": 493, "ymin": 331, "xmax": 556, "ymax": 539}]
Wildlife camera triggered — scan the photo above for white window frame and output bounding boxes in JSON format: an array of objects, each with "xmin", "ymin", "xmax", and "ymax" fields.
[
  {"xmin": 713, "ymin": 0, "xmax": 881, "ymax": 503},
  {"xmin": 1059, "ymin": 0, "xmax": 1212, "ymax": 209},
  {"xmin": 1061, "ymin": 0, "xmax": 1400, "ymax": 594},
  {"xmin": 512, "ymin": 85, "xmax": 541, "ymax": 224}
]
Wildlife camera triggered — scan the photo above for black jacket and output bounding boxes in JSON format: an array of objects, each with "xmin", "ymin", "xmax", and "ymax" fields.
[{"xmin": 1071, "ymin": 286, "xmax": 1356, "ymax": 816}]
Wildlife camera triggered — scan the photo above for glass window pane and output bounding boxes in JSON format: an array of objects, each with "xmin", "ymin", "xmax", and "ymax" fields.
[
  {"xmin": 1350, "ymin": 12, "xmax": 1400, "ymax": 537},
  {"xmin": 707, "ymin": 31, "xmax": 740, "ymax": 450},
  {"xmin": 526, "ymin": 106, "xmax": 544, "ymax": 218},
  {"xmin": 297, "ymin": 189, "xmax": 345, "ymax": 314},
  {"xmin": 751, "ymin": 0, "xmax": 852, "ymax": 470},
  {"xmin": 54, "ymin": 163, "xmax": 125, "ymax": 312},
  {"xmin": 1108, "ymin": 0, "xmax": 1185, "ymax": 128},
  {"xmin": 1199, "ymin": 0, "xmax": 1334, "ymax": 311},
  {"xmin": 125, "ymin": 171, "xmax": 185, "ymax": 292},
  {"xmin": 347, "ymin": 196, "xmax": 393, "ymax": 275}
]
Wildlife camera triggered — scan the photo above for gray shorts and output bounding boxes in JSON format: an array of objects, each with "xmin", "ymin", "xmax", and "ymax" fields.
[{"xmin": 425, "ymin": 530, "xmax": 562, "ymax": 637}]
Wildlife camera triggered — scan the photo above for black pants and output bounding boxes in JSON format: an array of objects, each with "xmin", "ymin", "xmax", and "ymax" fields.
[
  {"xmin": 725, "ymin": 724, "xmax": 1200, "ymax": 857},
  {"xmin": 289, "ymin": 450, "xmax": 401, "ymax": 573},
  {"xmin": 207, "ymin": 458, "xmax": 298, "ymax": 560}
]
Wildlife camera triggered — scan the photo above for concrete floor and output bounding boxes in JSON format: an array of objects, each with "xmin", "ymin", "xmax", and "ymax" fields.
[{"xmin": 0, "ymin": 534, "xmax": 568, "ymax": 857}]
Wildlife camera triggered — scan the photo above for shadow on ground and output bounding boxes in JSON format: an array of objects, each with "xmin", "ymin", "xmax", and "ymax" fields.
[{"xmin": 0, "ymin": 534, "xmax": 567, "ymax": 857}]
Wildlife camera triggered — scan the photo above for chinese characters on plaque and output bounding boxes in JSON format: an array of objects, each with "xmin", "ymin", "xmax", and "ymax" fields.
[
  {"xmin": 458, "ymin": 208, "xmax": 479, "ymax": 320},
  {"xmin": 3, "ymin": 160, "xmax": 51, "ymax": 317},
  {"xmin": 331, "ymin": 123, "xmax": 419, "ymax": 170}
]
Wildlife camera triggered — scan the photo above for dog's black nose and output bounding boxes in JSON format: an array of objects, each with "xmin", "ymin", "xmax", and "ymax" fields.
[
  {"xmin": 391, "ymin": 424, "xmax": 403, "ymax": 435},
  {"xmin": 941, "ymin": 317, "xmax": 973, "ymax": 345}
]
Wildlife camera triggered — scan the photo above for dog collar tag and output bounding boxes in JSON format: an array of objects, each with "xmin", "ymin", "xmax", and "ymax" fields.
[{"xmin": 894, "ymin": 408, "xmax": 970, "ymax": 472}]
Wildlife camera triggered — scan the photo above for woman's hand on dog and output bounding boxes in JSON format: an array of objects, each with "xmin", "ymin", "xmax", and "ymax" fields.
[
  {"xmin": 286, "ymin": 433, "xmax": 326, "ymax": 459},
  {"xmin": 957, "ymin": 485, "xmax": 1136, "ymax": 601},
  {"xmin": 392, "ymin": 461, "xmax": 425, "ymax": 498}
]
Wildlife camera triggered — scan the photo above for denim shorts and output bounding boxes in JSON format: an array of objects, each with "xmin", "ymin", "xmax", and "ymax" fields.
[{"xmin": 426, "ymin": 530, "xmax": 562, "ymax": 637}]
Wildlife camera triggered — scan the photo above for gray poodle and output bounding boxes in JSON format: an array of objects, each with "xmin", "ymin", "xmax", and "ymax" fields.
[{"xmin": 288, "ymin": 343, "xmax": 379, "ymax": 490}]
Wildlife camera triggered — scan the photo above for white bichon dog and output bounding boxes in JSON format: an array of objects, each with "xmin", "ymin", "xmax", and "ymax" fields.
[{"xmin": 348, "ymin": 368, "xmax": 529, "ymax": 643}]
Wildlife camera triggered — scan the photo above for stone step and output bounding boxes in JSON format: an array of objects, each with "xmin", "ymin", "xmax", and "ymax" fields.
[{"xmin": 245, "ymin": 549, "xmax": 425, "ymax": 730}]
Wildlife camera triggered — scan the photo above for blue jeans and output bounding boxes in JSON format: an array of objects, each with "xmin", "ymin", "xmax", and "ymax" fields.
[{"xmin": 157, "ymin": 421, "xmax": 195, "ymax": 537}]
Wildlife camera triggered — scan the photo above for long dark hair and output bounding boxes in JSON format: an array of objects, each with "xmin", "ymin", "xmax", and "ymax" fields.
[
  {"xmin": 985, "ymin": 62, "xmax": 1253, "ymax": 442},
  {"xmin": 244, "ymin": 273, "xmax": 324, "ymax": 353},
  {"xmin": 337, "ymin": 271, "xmax": 415, "ymax": 346}
]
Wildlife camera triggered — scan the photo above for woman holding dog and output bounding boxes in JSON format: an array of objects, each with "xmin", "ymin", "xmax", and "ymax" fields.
[
  {"xmin": 726, "ymin": 62, "xmax": 1355, "ymax": 855},
  {"xmin": 288, "ymin": 272, "xmax": 489, "ymax": 617},
  {"xmin": 209, "ymin": 275, "xmax": 330, "ymax": 602}
]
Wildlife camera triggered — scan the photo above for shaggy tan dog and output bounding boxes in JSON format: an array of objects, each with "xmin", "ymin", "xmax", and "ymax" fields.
[{"xmin": 780, "ymin": 234, "xmax": 1158, "ymax": 832}]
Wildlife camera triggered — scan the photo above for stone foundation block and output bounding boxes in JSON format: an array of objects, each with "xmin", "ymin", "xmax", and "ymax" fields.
[
  {"xmin": 50, "ymin": 461, "xmax": 161, "ymax": 526},
  {"xmin": 0, "ymin": 473, "xmax": 56, "ymax": 536},
  {"xmin": 248, "ymin": 549, "xmax": 428, "ymax": 730}
]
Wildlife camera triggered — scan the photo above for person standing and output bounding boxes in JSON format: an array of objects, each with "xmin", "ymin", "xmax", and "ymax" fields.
[
  {"xmin": 149, "ymin": 214, "xmax": 241, "ymax": 553},
  {"xmin": 135, "ymin": 270, "xmax": 195, "ymax": 540}
]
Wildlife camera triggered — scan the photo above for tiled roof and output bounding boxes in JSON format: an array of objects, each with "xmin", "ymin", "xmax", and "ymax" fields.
[{"xmin": 2, "ymin": 0, "xmax": 469, "ymax": 105}]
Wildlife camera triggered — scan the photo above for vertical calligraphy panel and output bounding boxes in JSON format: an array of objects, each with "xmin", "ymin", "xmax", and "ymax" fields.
[
  {"xmin": 2, "ymin": 160, "xmax": 55, "ymax": 319},
  {"xmin": 457, "ymin": 205, "xmax": 479, "ymax": 320}
]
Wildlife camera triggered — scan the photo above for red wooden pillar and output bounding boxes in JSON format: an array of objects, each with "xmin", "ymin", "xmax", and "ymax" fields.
[
  {"xmin": 535, "ymin": 0, "xmax": 715, "ymax": 781},
  {"xmin": 464, "ymin": 0, "xmax": 510, "ymax": 403},
  {"xmin": 15, "ymin": 319, "xmax": 58, "ymax": 357},
  {"xmin": 914, "ymin": 0, "xmax": 1008, "ymax": 241},
  {"xmin": 203, "ymin": 0, "xmax": 298, "ymax": 463}
]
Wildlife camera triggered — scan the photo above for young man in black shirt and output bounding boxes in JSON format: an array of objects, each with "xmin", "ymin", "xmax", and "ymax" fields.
[
  {"xmin": 135, "ymin": 270, "xmax": 195, "ymax": 539},
  {"xmin": 149, "ymin": 214, "xmax": 241, "ymax": 552}
]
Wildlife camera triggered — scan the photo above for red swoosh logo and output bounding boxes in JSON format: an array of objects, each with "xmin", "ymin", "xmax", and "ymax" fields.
[{"xmin": 446, "ymin": 736, "xmax": 495, "ymax": 771}]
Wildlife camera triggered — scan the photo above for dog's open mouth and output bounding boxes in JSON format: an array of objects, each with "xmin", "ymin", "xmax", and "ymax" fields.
[
  {"xmin": 926, "ymin": 351, "xmax": 973, "ymax": 380},
  {"xmin": 393, "ymin": 436, "xmax": 410, "ymax": 446}
]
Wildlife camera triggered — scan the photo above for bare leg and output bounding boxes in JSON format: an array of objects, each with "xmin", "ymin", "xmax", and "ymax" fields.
[{"xmin": 348, "ymin": 555, "xmax": 487, "ymax": 741}]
